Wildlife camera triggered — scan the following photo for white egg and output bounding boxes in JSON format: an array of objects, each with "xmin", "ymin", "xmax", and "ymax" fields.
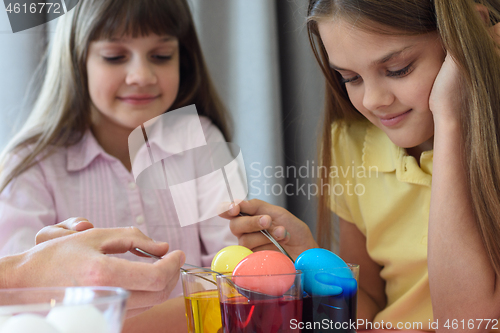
[
  {"xmin": 0, "ymin": 316, "xmax": 11, "ymax": 330},
  {"xmin": 0, "ymin": 314, "xmax": 61, "ymax": 333},
  {"xmin": 46, "ymin": 305, "xmax": 108, "ymax": 333}
]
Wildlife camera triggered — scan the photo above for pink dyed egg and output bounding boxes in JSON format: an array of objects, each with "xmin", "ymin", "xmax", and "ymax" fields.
[{"xmin": 232, "ymin": 251, "xmax": 296, "ymax": 296}]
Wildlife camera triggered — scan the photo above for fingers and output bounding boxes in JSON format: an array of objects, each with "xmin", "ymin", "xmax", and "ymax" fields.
[
  {"xmin": 251, "ymin": 244, "xmax": 288, "ymax": 253},
  {"xmin": 239, "ymin": 199, "xmax": 288, "ymax": 217},
  {"xmin": 36, "ymin": 226, "xmax": 75, "ymax": 244},
  {"xmin": 125, "ymin": 280, "xmax": 177, "ymax": 311},
  {"xmin": 74, "ymin": 220, "xmax": 94, "ymax": 232},
  {"xmin": 223, "ymin": 199, "xmax": 294, "ymax": 251},
  {"xmin": 489, "ymin": 23, "xmax": 500, "ymax": 47},
  {"xmin": 237, "ymin": 226, "xmax": 290, "ymax": 250},
  {"xmin": 35, "ymin": 217, "xmax": 91, "ymax": 244},
  {"xmin": 87, "ymin": 227, "xmax": 170, "ymax": 258},
  {"xmin": 77, "ymin": 256, "xmax": 180, "ymax": 313},
  {"xmin": 60, "ymin": 217, "xmax": 92, "ymax": 230},
  {"xmin": 218, "ymin": 201, "xmax": 240, "ymax": 219},
  {"xmin": 229, "ymin": 213, "xmax": 289, "ymax": 239},
  {"xmin": 234, "ymin": 199, "xmax": 268, "ymax": 216},
  {"xmin": 229, "ymin": 214, "xmax": 272, "ymax": 237},
  {"xmin": 101, "ymin": 250, "xmax": 184, "ymax": 293},
  {"xmin": 219, "ymin": 199, "xmax": 276, "ymax": 219}
]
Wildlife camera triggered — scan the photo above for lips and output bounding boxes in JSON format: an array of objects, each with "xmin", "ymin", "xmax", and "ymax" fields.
[
  {"xmin": 378, "ymin": 109, "xmax": 412, "ymax": 127},
  {"xmin": 118, "ymin": 95, "xmax": 159, "ymax": 105}
]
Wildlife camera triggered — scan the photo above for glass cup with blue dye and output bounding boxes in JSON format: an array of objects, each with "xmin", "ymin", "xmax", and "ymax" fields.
[{"xmin": 301, "ymin": 264, "xmax": 359, "ymax": 333}]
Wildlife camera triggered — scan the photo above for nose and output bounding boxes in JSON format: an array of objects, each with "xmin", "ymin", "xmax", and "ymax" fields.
[
  {"xmin": 125, "ymin": 57, "xmax": 157, "ymax": 87},
  {"xmin": 362, "ymin": 80, "xmax": 395, "ymax": 111}
]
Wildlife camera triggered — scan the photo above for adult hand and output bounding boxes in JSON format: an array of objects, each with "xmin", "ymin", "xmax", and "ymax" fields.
[
  {"xmin": 219, "ymin": 199, "xmax": 318, "ymax": 259},
  {"xmin": 35, "ymin": 217, "xmax": 94, "ymax": 244},
  {"xmin": 7, "ymin": 227, "xmax": 185, "ymax": 318}
]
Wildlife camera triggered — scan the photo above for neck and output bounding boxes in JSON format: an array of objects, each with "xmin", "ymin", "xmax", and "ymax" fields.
[
  {"xmin": 406, "ymin": 136, "xmax": 434, "ymax": 162},
  {"xmin": 91, "ymin": 109, "xmax": 133, "ymax": 172}
]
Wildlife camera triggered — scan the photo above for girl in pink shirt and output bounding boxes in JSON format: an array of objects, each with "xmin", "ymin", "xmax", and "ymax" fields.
[{"xmin": 0, "ymin": 0, "xmax": 238, "ymax": 331}]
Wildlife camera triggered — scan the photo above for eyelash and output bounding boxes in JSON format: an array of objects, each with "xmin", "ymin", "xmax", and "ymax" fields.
[
  {"xmin": 340, "ymin": 75, "xmax": 360, "ymax": 84},
  {"xmin": 387, "ymin": 63, "xmax": 414, "ymax": 78},
  {"xmin": 102, "ymin": 55, "xmax": 173, "ymax": 63},
  {"xmin": 339, "ymin": 63, "xmax": 414, "ymax": 84}
]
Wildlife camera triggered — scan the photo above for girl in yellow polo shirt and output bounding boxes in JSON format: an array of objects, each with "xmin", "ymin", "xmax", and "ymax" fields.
[{"xmin": 222, "ymin": 0, "xmax": 500, "ymax": 330}]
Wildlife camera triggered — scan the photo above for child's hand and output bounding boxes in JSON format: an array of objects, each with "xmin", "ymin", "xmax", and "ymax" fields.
[
  {"xmin": 489, "ymin": 22, "xmax": 500, "ymax": 46},
  {"xmin": 219, "ymin": 199, "xmax": 318, "ymax": 259},
  {"xmin": 35, "ymin": 217, "xmax": 94, "ymax": 244},
  {"xmin": 428, "ymin": 52, "xmax": 463, "ymax": 125},
  {"xmin": 430, "ymin": 23, "xmax": 500, "ymax": 126}
]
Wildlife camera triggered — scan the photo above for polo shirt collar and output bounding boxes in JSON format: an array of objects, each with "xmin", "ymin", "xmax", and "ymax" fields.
[
  {"xmin": 362, "ymin": 125, "xmax": 399, "ymax": 173},
  {"xmin": 361, "ymin": 124, "xmax": 433, "ymax": 186}
]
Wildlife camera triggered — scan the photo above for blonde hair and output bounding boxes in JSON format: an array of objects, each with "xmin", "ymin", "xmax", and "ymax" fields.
[
  {"xmin": 0, "ymin": 0, "xmax": 231, "ymax": 192},
  {"xmin": 308, "ymin": 0, "xmax": 500, "ymax": 275}
]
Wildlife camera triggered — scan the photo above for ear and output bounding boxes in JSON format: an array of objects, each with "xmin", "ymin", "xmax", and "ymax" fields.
[{"xmin": 476, "ymin": 4, "xmax": 490, "ymax": 26}]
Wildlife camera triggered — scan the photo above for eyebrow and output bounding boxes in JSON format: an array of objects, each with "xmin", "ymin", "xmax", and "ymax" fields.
[
  {"xmin": 107, "ymin": 36, "xmax": 175, "ymax": 43},
  {"xmin": 329, "ymin": 45, "xmax": 414, "ymax": 71}
]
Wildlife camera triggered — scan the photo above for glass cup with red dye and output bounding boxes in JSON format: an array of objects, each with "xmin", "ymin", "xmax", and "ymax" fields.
[{"xmin": 216, "ymin": 272, "xmax": 303, "ymax": 333}]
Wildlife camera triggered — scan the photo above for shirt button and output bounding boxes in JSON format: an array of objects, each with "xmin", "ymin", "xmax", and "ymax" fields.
[
  {"xmin": 136, "ymin": 215, "xmax": 145, "ymax": 225},
  {"xmin": 128, "ymin": 182, "xmax": 137, "ymax": 190}
]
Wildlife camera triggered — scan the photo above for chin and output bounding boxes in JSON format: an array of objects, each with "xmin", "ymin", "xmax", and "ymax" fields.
[
  {"xmin": 387, "ymin": 135, "xmax": 424, "ymax": 149},
  {"xmin": 392, "ymin": 135, "xmax": 434, "ymax": 150},
  {"xmin": 124, "ymin": 115, "xmax": 160, "ymax": 129}
]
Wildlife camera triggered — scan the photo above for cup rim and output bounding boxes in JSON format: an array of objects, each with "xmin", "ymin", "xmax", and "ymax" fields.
[
  {"xmin": 180, "ymin": 268, "xmax": 221, "ymax": 275},
  {"xmin": 0, "ymin": 286, "xmax": 129, "ymax": 312},
  {"xmin": 216, "ymin": 270, "xmax": 302, "ymax": 279},
  {"xmin": 298, "ymin": 263, "xmax": 359, "ymax": 272}
]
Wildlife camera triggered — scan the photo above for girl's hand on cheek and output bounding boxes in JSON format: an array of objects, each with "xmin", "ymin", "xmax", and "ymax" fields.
[
  {"xmin": 488, "ymin": 23, "xmax": 500, "ymax": 50},
  {"xmin": 430, "ymin": 23, "xmax": 500, "ymax": 127},
  {"xmin": 35, "ymin": 217, "xmax": 94, "ymax": 244},
  {"xmin": 429, "ymin": 52, "xmax": 463, "ymax": 126}
]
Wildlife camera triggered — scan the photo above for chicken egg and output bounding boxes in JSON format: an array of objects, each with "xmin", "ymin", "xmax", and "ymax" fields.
[
  {"xmin": 211, "ymin": 245, "xmax": 253, "ymax": 274},
  {"xmin": 295, "ymin": 248, "xmax": 356, "ymax": 296},
  {"xmin": 46, "ymin": 304, "xmax": 108, "ymax": 333},
  {"xmin": 232, "ymin": 251, "xmax": 296, "ymax": 296},
  {"xmin": 0, "ymin": 314, "xmax": 60, "ymax": 333}
]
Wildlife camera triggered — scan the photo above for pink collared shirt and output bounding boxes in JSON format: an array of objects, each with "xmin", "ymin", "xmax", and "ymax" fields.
[{"xmin": 0, "ymin": 117, "xmax": 238, "ymax": 297}]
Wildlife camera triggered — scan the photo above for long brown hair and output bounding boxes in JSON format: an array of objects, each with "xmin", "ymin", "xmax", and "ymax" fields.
[
  {"xmin": 0, "ymin": 0, "xmax": 231, "ymax": 192},
  {"xmin": 308, "ymin": 0, "xmax": 500, "ymax": 275}
]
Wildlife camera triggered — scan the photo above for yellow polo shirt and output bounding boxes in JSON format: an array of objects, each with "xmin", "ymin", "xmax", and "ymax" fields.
[{"xmin": 330, "ymin": 120, "xmax": 434, "ymax": 330}]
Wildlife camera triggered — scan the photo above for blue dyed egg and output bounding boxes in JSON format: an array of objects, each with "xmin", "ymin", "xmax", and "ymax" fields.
[
  {"xmin": 314, "ymin": 273, "xmax": 358, "ymax": 297},
  {"xmin": 295, "ymin": 248, "xmax": 355, "ymax": 296}
]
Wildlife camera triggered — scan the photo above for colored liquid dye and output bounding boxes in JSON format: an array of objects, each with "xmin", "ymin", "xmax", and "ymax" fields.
[
  {"xmin": 220, "ymin": 296, "xmax": 303, "ymax": 333},
  {"xmin": 301, "ymin": 291, "xmax": 357, "ymax": 333},
  {"xmin": 184, "ymin": 290, "xmax": 222, "ymax": 333}
]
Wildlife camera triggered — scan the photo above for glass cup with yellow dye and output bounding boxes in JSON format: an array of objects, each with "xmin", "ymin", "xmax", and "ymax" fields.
[{"xmin": 181, "ymin": 268, "xmax": 223, "ymax": 333}]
